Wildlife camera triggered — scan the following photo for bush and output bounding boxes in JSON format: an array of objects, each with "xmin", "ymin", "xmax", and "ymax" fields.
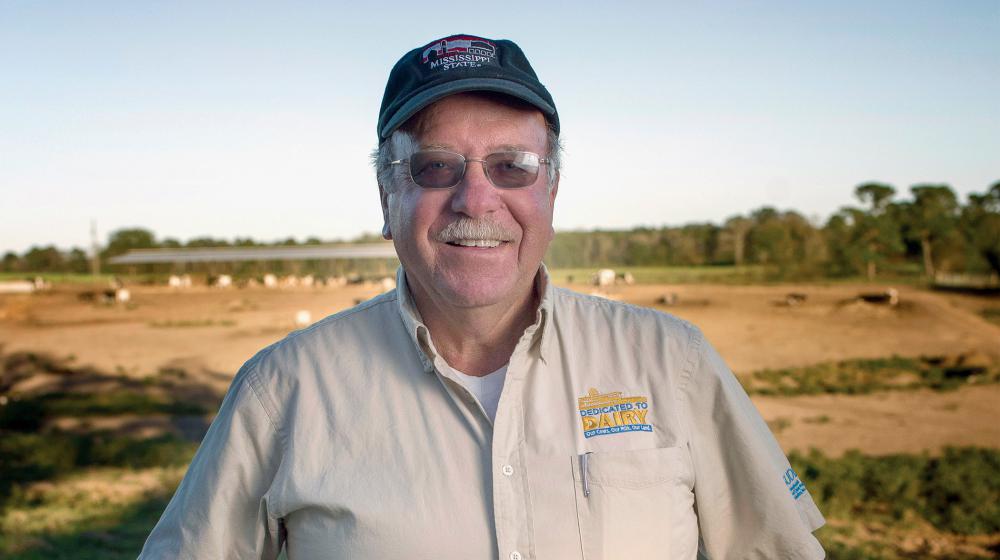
[
  {"xmin": 742, "ymin": 355, "xmax": 998, "ymax": 396},
  {"xmin": 0, "ymin": 431, "xmax": 196, "ymax": 506},
  {"xmin": 790, "ymin": 447, "xmax": 1000, "ymax": 535},
  {"xmin": 37, "ymin": 391, "xmax": 208, "ymax": 417},
  {"xmin": 921, "ymin": 447, "xmax": 1000, "ymax": 534},
  {"xmin": 0, "ymin": 399, "xmax": 46, "ymax": 431}
]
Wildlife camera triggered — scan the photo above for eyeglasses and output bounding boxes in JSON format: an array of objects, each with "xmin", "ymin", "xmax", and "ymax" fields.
[{"xmin": 390, "ymin": 150, "xmax": 550, "ymax": 189}]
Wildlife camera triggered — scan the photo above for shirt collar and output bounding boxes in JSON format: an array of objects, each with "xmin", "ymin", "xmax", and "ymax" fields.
[{"xmin": 395, "ymin": 264, "xmax": 556, "ymax": 373}]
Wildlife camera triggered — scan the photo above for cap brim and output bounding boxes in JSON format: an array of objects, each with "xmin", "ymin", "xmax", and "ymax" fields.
[{"xmin": 379, "ymin": 78, "xmax": 557, "ymax": 140}]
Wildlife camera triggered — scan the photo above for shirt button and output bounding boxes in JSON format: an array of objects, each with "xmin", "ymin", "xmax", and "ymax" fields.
[
  {"xmin": 501, "ymin": 464, "xmax": 514, "ymax": 476},
  {"xmin": 510, "ymin": 552, "xmax": 522, "ymax": 560}
]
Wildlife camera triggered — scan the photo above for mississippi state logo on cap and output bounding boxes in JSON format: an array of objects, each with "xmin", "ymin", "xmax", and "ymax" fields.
[{"xmin": 420, "ymin": 35, "xmax": 499, "ymax": 71}]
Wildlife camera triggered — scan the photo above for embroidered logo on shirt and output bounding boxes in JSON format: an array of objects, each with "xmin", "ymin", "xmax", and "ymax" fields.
[
  {"xmin": 577, "ymin": 388, "xmax": 653, "ymax": 438},
  {"xmin": 783, "ymin": 467, "xmax": 807, "ymax": 500}
]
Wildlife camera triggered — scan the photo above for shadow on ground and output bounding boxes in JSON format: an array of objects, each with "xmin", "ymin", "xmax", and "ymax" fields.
[{"xmin": 0, "ymin": 348, "xmax": 228, "ymax": 557}]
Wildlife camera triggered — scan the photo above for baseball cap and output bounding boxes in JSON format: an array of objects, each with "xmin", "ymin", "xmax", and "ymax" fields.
[{"xmin": 377, "ymin": 34, "xmax": 559, "ymax": 142}]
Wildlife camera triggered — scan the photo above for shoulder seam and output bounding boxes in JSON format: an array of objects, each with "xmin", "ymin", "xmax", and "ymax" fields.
[
  {"xmin": 243, "ymin": 361, "xmax": 284, "ymax": 443},
  {"xmin": 676, "ymin": 321, "xmax": 703, "ymax": 395},
  {"xmin": 239, "ymin": 292, "xmax": 400, "ymax": 442}
]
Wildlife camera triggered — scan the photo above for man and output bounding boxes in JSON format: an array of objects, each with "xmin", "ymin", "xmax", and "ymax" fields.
[{"xmin": 140, "ymin": 34, "xmax": 825, "ymax": 559}]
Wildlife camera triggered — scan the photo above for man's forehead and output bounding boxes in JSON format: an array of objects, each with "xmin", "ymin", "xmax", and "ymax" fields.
[
  {"xmin": 419, "ymin": 141, "xmax": 536, "ymax": 152},
  {"xmin": 405, "ymin": 92, "xmax": 545, "ymax": 130},
  {"xmin": 403, "ymin": 93, "xmax": 547, "ymax": 151}
]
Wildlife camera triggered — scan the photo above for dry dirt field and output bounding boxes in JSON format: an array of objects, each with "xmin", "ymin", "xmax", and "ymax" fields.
[{"xmin": 2, "ymin": 279, "xmax": 999, "ymax": 457}]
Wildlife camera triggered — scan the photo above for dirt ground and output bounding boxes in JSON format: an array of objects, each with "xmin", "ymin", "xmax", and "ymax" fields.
[{"xmin": 2, "ymin": 279, "xmax": 998, "ymax": 456}]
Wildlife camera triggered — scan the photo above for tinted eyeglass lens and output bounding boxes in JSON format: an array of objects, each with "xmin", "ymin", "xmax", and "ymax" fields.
[
  {"xmin": 410, "ymin": 151, "xmax": 465, "ymax": 188},
  {"xmin": 486, "ymin": 152, "xmax": 540, "ymax": 188}
]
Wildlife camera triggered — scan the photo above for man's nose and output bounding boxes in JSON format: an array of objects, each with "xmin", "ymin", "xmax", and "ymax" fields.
[{"xmin": 450, "ymin": 160, "xmax": 502, "ymax": 217}]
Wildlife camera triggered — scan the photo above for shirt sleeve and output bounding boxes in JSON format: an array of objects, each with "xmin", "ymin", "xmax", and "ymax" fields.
[
  {"xmin": 138, "ymin": 359, "xmax": 285, "ymax": 559},
  {"xmin": 678, "ymin": 327, "xmax": 825, "ymax": 560}
]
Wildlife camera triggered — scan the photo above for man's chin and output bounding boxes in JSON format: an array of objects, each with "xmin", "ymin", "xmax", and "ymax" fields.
[{"xmin": 432, "ymin": 271, "xmax": 525, "ymax": 310}]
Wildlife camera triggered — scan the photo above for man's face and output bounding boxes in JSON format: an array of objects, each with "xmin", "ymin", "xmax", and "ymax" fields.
[{"xmin": 380, "ymin": 93, "xmax": 558, "ymax": 312}]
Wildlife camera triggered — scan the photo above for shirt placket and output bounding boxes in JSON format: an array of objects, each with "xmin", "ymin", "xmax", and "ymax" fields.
[{"xmin": 491, "ymin": 348, "xmax": 535, "ymax": 560}]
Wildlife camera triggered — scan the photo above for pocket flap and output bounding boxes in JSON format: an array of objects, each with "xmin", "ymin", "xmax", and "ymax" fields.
[{"xmin": 573, "ymin": 446, "xmax": 688, "ymax": 489}]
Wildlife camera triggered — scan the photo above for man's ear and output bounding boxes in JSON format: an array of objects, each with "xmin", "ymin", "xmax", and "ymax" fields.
[
  {"xmin": 379, "ymin": 183, "xmax": 392, "ymax": 240},
  {"xmin": 549, "ymin": 171, "xmax": 560, "ymax": 203}
]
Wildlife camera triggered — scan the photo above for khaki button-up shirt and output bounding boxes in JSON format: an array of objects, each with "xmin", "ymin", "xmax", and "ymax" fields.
[{"xmin": 140, "ymin": 267, "xmax": 825, "ymax": 559}]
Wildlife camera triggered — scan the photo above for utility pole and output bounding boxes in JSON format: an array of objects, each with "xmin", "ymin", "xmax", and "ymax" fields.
[{"xmin": 90, "ymin": 220, "xmax": 101, "ymax": 277}]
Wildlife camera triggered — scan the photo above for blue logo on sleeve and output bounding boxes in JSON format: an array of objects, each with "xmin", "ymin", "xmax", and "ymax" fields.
[{"xmin": 783, "ymin": 468, "xmax": 806, "ymax": 500}]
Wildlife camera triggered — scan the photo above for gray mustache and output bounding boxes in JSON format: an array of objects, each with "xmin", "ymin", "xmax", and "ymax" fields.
[{"xmin": 437, "ymin": 218, "xmax": 515, "ymax": 243}]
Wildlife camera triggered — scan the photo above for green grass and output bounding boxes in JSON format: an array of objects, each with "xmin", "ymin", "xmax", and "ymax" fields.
[
  {"xmin": 982, "ymin": 308, "xmax": 1000, "ymax": 326},
  {"xmin": 547, "ymin": 265, "xmax": 937, "ymax": 286},
  {"xmin": 1, "ymin": 495, "xmax": 174, "ymax": 560},
  {"xmin": 0, "ymin": 273, "xmax": 116, "ymax": 284},
  {"xmin": 792, "ymin": 447, "xmax": 1000, "ymax": 559},
  {"xmin": 0, "ymin": 266, "xmax": 937, "ymax": 288},
  {"xmin": 813, "ymin": 528, "xmax": 996, "ymax": 560},
  {"xmin": 0, "ymin": 464, "xmax": 189, "ymax": 559},
  {"xmin": 0, "ymin": 392, "xmax": 209, "ymax": 431},
  {"xmin": 792, "ymin": 447, "xmax": 1000, "ymax": 536},
  {"xmin": 739, "ymin": 355, "xmax": 999, "ymax": 396},
  {"xmin": 0, "ymin": 349, "xmax": 218, "ymax": 558},
  {"xmin": 0, "ymin": 431, "xmax": 198, "ymax": 499},
  {"xmin": 549, "ymin": 265, "xmax": 769, "ymax": 285}
]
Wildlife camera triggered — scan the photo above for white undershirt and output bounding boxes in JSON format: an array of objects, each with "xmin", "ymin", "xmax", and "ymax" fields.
[{"xmin": 445, "ymin": 363, "xmax": 509, "ymax": 423}]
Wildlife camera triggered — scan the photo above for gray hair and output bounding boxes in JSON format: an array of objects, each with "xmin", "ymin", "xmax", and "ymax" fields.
[{"xmin": 372, "ymin": 127, "xmax": 563, "ymax": 193}]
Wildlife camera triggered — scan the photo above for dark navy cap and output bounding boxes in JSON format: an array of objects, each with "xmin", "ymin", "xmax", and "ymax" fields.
[{"xmin": 377, "ymin": 34, "xmax": 559, "ymax": 142}]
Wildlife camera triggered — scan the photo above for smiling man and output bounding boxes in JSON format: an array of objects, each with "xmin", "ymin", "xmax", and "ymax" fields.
[
  {"xmin": 378, "ymin": 92, "xmax": 557, "ymax": 377},
  {"xmin": 140, "ymin": 35, "xmax": 825, "ymax": 559}
]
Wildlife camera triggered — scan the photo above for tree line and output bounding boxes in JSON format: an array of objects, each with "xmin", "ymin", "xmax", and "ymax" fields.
[
  {"xmin": 3, "ymin": 181, "xmax": 999, "ymax": 281},
  {"xmin": 545, "ymin": 181, "xmax": 1000, "ymax": 280}
]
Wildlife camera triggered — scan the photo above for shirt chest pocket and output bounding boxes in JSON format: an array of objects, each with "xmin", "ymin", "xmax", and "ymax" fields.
[{"xmin": 571, "ymin": 446, "xmax": 699, "ymax": 560}]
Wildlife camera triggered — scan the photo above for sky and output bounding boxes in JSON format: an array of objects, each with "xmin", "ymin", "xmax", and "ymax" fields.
[{"xmin": 2, "ymin": 0, "xmax": 998, "ymax": 254}]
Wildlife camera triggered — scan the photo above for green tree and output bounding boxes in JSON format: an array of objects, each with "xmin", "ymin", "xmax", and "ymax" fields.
[
  {"xmin": 186, "ymin": 237, "xmax": 230, "ymax": 248},
  {"xmin": 902, "ymin": 184, "xmax": 960, "ymax": 277},
  {"xmin": 745, "ymin": 207, "xmax": 825, "ymax": 278},
  {"xmin": 66, "ymin": 248, "xmax": 90, "ymax": 274},
  {"xmin": 961, "ymin": 181, "xmax": 1000, "ymax": 276},
  {"xmin": 103, "ymin": 228, "xmax": 157, "ymax": 259},
  {"xmin": 22, "ymin": 245, "xmax": 64, "ymax": 272},
  {"xmin": 1, "ymin": 251, "xmax": 21, "ymax": 273},
  {"xmin": 823, "ymin": 213, "xmax": 857, "ymax": 277},
  {"xmin": 854, "ymin": 182, "xmax": 896, "ymax": 214},
  {"xmin": 848, "ymin": 183, "xmax": 903, "ymax": 279},
  {"xmin": 722, "ymin": 215, "xmax": 752, "ymax": 266}
]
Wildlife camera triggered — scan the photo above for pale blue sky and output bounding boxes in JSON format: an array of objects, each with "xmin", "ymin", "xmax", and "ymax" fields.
[{"xmin": 2, "ymin": 0, "xmax": 998, "ymax": 253}]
